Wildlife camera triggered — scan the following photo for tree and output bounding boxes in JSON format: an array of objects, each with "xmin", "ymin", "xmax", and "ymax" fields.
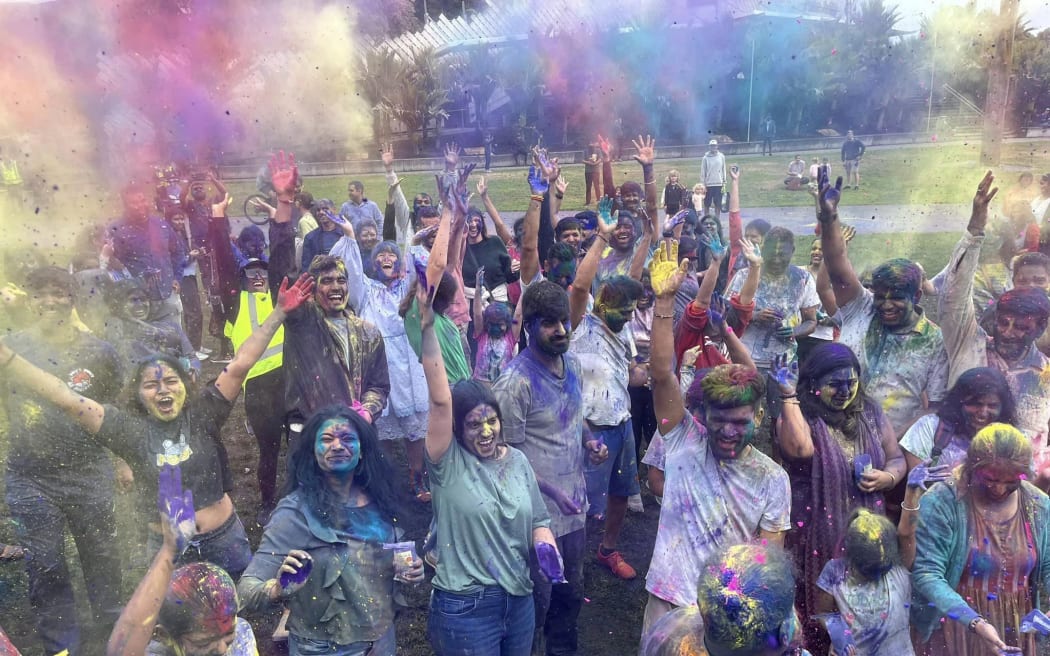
[{"xmin": 387, "ymin": 48, "xmax": 450, "ymax": 154}]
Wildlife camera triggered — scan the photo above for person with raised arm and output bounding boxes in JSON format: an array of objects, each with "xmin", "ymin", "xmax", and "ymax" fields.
[
  {"xmin": 818, "ymin": 175, "xmax": 949, "ymax": 439},
  {"xmin": 418, "ymin": 248, "xmax": 561, "ymax": 656},
  {"xmin": 0, "ymin": 257, "xmax": 314, "ymax": 580},
  {"xmin": 640, "ymin": 240, "xmax": 790, "ymax": 634}
]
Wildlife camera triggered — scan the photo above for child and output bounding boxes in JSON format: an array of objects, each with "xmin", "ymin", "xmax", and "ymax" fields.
[
  {"xmin": 662, "ymin": 170, "xmax": 685, "ymax": 217},
  {"xmin": 471, "ymin": 268, "xmax": 521, "ymax": 385},
  {"xmin": 816, "ymin": 509, "xmax": 914, "ymax": 656}
]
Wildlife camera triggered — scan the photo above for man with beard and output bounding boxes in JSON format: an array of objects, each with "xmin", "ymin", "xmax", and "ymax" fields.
[
  {"xmin": 1, "ymin": 267, "xmax": 124, "ymax": 654},
  {"xmin": 267, "ymin": 153, "xmax": 390, "ymax": 447},
  {"xmin": 940, "ymin": 172, "xmax": 1050, "ymax": 486},
  {"xmin": 569, "ymin": 206, "xmax": 647, "ymax": 580},
  {"xmin": 819, "ymin": 178, "xmax": 949, "ymax": 439},
  {"xmin": 640, "ymin": 242, "xmax": 790, "ymax": 633},
  {"xmin": 301, "ymin": 199, "xmax": 345, "ymax": 272},
  {"xmin": 493, "ymin": 280, "xmax": 608, "ymax": 656}
]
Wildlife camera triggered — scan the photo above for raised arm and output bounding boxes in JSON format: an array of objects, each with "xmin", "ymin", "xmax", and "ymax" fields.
[
  {"xmin": 419, "ymin": 283, "xmax": 454, "ymax": 462},
  {"xmin": 519, "ymin": 169, "xmax": 545, "ymax": 287},
  {"xmin": 472, "ymin": 268, "xmax": 486, "ymax": 339},
  {"xmin": 0, "ymin": 342, "xmax": 106, "ymax": 434},
  {"xmin": 632, "ymin": 135, "xmax": 659, "ymax": 234},
  {"xmin": 477, "ymin": 177, "xmax": 514, "ymax": 247},
  {"xmin": 649, "ymin": 240, "xmax": 690, "ymax": 435},
  {"xmin": 772, "ymin": 355, "xmax": 814, "ymax": 459},
  {"xmin": 735, "ymin": 238, "xmax": 763, "ymax": 307},
  {"xmin": 328, "ymin": 220, "xmax": 366, "ymax": 313},
  {"xmin": 570, "ymin": 197, "xmax": 616, "ymax": 329},
  {"xmin": 598, "ymin": 134, "xmax": 616, "ymax": 199},
  {"xmin": 816, "ymin": 176, "xmax": 863, "ymax": 308},
  {"xmin": 627, "ymin": 212, "xmax": 654, "ymax": 281},
  {"xmin": 214, "ymin": 275, "xmax": 314, "ymax": 401},
  {"xmin": 727, "ymin": 166, "xmax": 743, "ymax": 270}
]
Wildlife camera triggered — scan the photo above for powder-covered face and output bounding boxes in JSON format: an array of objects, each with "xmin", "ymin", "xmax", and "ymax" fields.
[
  {"xmin": 178, "ymin": 627, "xmax": 236, "ymax": 656},
  {"xmin": 462, "ymin": 404, "xmax": 501, "ymax": 459},
  {"xmin": 597, "ymin": 300, "xmax": 637, "ymax": 334},
  {"xmin": 700, "ymin": 217, "xmax": 719, "ymax": 237},
  {"xmin": 314, "ymin": 268, "xmax": 348, "ymax": 315},
  {"xmin": 373, "ymin": 250, "xmax": 400, "ymax": 282},
  {"xmin": 761, "ymin": 238, "xmax": 794, "ymax": 276},
  {"xmin": 744, "ymin": 229, "xmax": 765, "ymax": 248},
  {"xmin": 558, "ymin": 228, "xmax": 582, "ymax": 249},
  {"xmin": 487, "ymin": 322, "xmax": 508, "ymax": 338},
  {"xmin": 870, "ymin": 283, "xmax": 917, "ymax": 330},
  {"xmin": 528, "ymin": 313, "xmax": 570, "ymax": 357},
  {"xmin": 29, "ymin": 283, "xmax": 73, "ymax": 322},
  {"xmin": 993, "ymin": 312, "xmax": 1042, "ymax": 360},
  {"xmin": 705, "ymin": 405, "xmax": 758, "ymax": 459},
  {"xmin": 138, "ymin": 362, "xmax": 187, "ymax": 422},
  {"xmin": 612, "ymin": 218, "xmax": 636, "ymax": 251},
  {"xmin": 314, "ymin": 418, "xmax": 360, "ymax": 474},
  {"xmin": 467, "ymin": 214, "xmax": 483, "ymax": 238},
  {"xmin": 1013, "ymin": 265, "xmax": 1050, "ymax": 292},
  {"xmin": 621, "ymin": 190, "xmax": 641, "ymax": 211},
  {"xmin": 190, "ymin": 183, "xmax": 207, "ymax": 201},
  {"xmin": 358, "ymin": 227, "xmax": 379, "ymax": 253},
  {"xmin": 971, "ymin": 462, "xmax": 1024, "ymax": 504},
  {"xmin": 815, "ymin": 366, "xmax": 860, "ymax": 410},
  {"xmin": 962, "ymin": 393, "xmax": 1002, "ymax": 433},
  {"xmin": 545, "ymin": 258, "xmax": 576, "ymax": 290},
  {"xmin": 124, "ymin": 290, "xmax": 151, "ymax": 320}
]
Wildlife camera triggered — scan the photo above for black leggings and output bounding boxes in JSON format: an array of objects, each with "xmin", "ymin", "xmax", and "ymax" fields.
[{"xmin": 245, "ymin": 367, "xmax": 286, "ymax": 509}]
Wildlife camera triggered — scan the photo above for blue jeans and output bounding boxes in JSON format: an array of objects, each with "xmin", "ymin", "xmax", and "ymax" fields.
[
  {"xmin": 584, "ymin": 420, "xmax": 640, "ymax": 518},
  {"xmin": 289, "ymin": 625, "xmax": 395, "ymax": 656},
  {"xmin": 428, "ymin": 587, "xmax": 535, "ymax": 656},
  {"xmin": 6, "ymin": 467, "xmax": 121, "ymax": 654}
]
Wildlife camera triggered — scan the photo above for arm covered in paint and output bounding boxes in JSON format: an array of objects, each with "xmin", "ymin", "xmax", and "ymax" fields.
[
  {"xmin": 329, "ymin": 223, "xmax": 367, "ymax": 314},
  {"xmin": 420, "ymin": 285, "xmax": 455, "ymax": 463},
  {"xmin": 649, "ymin": 241, "xmax": 690, "ymax": 435}
]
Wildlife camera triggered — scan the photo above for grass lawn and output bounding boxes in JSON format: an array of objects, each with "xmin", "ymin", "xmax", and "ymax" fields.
[{"xmin": 223, "ymin": 140, "xmax": 1050, "ymax": 213}]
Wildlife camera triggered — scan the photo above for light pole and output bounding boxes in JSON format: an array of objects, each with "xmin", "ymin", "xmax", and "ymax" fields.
[
  {"xmin": 746, "ymin": 39, "xmax": 755, "ymax": 143},
  {"xmin": 926, "ymin": 28, "xmax": 937, "ymax": 133}
]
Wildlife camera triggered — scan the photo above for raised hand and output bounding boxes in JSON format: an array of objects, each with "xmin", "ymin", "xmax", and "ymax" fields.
[
  {"xmin": 729, "ymin": 165, "xmax": 741, "ymax": 181},
  {"xmin": 649, "ymin": 239, "xmax": 689, "ymax": 299},
  {"xmin": 699, "ymin": 233, "xmax": 727, "ymax": 261},
  {"xmin": 772, "ymin": 353, "xmax": 798, "ymax": 395},
  {"xmin": 277, "ymin": 274, "xmax": 315, "ymax": 313},
  {"xmin": 527, "ymin": 165, "xmax": 549, "ymax": 196},
  {"xmin": 452, "ymin": 163, "xmax": 476, "ymax": 211},
  {"xmin": 631, "ymin": 134, "xmax": 655, "ymax": 167},
  {"xmin": 818, "ymin": 175, "xmax": 844, "ymax": 222},
  {"xmin": 277, "ymin": 550, "xmax": 313, "ymax": 597},
  {"xmin": 443, "ymin": 142, "xmax": 461, "ymax": 170},
  {"xmin": 739, "ymin": 238, "xmax": 763, "ymax": 267},
  {"xmin": 158, "ymin": 464, "xmax": 196, "ymax": 556},
  {"xmin": 906, "ymin": 460, "xmax": 953, "ymax": 490},
  {"xmin": 968, "ymin": 170, "xmax": 999, "ymax": 235},
  {"xmin": 412, "ymin": 254, "xmax": 429, "ymax": 293},
  {"xmin": 596, "ymin": 134, "xmax": 612, "ymax": 160},
  {"xmin": 709, "ymin": 294, "xmax": 729, "ymax": 328},
  {"xmin": 595, "ymin": 196, "xmax": 616, "ymax": 233},
  {"xmin": 269, "ymin": 150, "xmax": 299, "ymax": 202},
  {"xmin": 476, "ymin": 177, "xmax": 488, "ymax": 198},
  {"xmin": 535, "ymin": 542, "xmax": 567, "ymax": 584},
  {"xmin": 380, "ymin": 143, "xmax": 395, "ymax": 171},
  {"xmin": 475, "ymin": 266, "xmax": 485, "ymax": 291},
  {"xmin": 841, "ymin": 224, "xmax": 857, "ymax": 244},
  {"xmin": 663, "ymin": 209, "xmax": 690, "ymax": 234},
  {"xmin": 533, "ymin": 147, "xmax": 559, "ymax": 182},
  {"xmin": 211, "ymin": 193, "xmax": 233, "ymax": 219},
  {"xmin": 415, "ymin": 272, "xmax": 436, "ymax": 329},
  {"xmin": 554, "ymin": 175, "xmax": 568, "ymax": 196}
]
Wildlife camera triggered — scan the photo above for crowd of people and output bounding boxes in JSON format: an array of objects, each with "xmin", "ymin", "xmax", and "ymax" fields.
[{"xmin": 2, "ymin": 132, "xmax": 1050, "ymax": 656}]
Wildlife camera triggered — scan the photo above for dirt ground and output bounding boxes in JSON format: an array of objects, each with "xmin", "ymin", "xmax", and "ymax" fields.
[{"xmin": 0, "ymin": 357, "xmax": 660, "ymax": 656}]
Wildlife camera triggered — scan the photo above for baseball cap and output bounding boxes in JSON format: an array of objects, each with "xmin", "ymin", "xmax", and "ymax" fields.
[{"xmin": 709, "ymin": 139, "xmax": 718, "ymax": 145}]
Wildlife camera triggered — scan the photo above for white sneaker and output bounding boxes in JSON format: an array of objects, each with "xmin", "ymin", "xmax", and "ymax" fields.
[
  {"xmin": 628, "ymin": 493, "xmax": 644, "ymax": 513},
  {"xmin": 199, "ymin": 346, "xmax": 214, "ymax": 355},
  {"xmin": 195, "ymin": 351, "xmax": 210, "ymax": 361}
]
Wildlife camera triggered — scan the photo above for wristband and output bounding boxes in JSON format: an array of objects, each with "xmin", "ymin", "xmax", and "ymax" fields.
[
  {"xmin": 595, "ymin": 234, "xmax": 609, "ymax": 243},
  {"xmin": 654, "ymin": 313, "xmax": 674, "ymax": 319},
  {"xmin": 554, "ymin": 192, "xmax": 564, "ymax": 200},
  {"xmin": 644, "ymin": 178, "xmax": 656, "ymax": 185},
  {"xmin": 900, "ymin": 499, "xmax": 920, "ymax": 512},
  {"xmin": 780, "ymin": 393, "xmax": 798, "ymax": 400},
  {"xmin": 530, "ymin": 194, "xmax": 544, "ymax": 203}
]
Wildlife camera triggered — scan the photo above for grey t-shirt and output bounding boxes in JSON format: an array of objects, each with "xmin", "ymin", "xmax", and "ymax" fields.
[
  {"xmin": 492, "ymin": 349, "xmax": 588, "ymax": 537},
  {"xmin": 426, "ymin": 440, "xmax": 550, "ymax": 596}
]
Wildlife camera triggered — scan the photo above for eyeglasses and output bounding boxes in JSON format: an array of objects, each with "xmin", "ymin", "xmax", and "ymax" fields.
[{"xmin": 244, "ymin": 269, "xmax": 267, "ymax": 279}]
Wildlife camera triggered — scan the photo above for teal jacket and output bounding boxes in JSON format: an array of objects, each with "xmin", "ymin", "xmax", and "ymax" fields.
[{"xmin": 911, "ymin": 479, "xmax": 1050, "ymax": 641}]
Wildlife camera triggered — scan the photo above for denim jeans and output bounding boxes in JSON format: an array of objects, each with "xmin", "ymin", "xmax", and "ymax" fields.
[
  {"xmin": 6, "ymin": 467, "xmax": 121, "ymax": 654},
  {"xmin": 428, "ymin": 586, "xmax": 535, "ymax": 656},
  {"xmin": 529, "ymin": 528, "xmax": 586, "ymax": 655},
  {"xmin": 289, "ymin": 625, "xmax": 395, "ymax": 656},
  {"xmin": 147, "ymin": 509, "xmax": 252, "ymax": 579}
]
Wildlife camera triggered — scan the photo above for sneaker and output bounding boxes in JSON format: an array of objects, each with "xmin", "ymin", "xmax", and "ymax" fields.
[
  {"xmin": 199, "ymin": 346, "xmax": 214, "ymax": 355},
  {"xmin": 195, "ymin": 351, "xmax": 210, "ymax": 361},
  {"xmin": 628, "ymin": 493, "xmax": 644, "ymax": 513},
  {"xmin": 597, "ymin": 548, "xmax": 637, "ymax": 579}
]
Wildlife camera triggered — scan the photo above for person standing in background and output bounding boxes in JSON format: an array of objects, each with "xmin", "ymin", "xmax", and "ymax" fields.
[
  {"xmin": 841, "ymin": 130, "xmax": 866, "ymax": 190},
  {"xmin": 761, "ymin": 114, "xmax": 776, "ymax": 156},
  {"xmin": 700, "ymin": 139, "xmax": 726, "ymax": 216}
]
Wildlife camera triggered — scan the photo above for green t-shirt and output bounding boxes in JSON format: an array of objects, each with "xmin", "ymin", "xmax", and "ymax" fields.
[
  {"xmin": 404, "ymin": 300, "xmax": 471, "ymax": 384},
  {"xmin": 426, "ymin": 440, "xmax": 550, "ymax": 596}
]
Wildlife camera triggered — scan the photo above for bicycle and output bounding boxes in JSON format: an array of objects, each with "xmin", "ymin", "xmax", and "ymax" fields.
[{"xmin": 243, "ymin": 193, "xmax": 274, "ymax": 226}]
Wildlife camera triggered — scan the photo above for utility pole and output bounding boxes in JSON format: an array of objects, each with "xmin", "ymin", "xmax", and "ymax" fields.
[{"xmin": 980, "ymin": 0, "xmax": 1019, "ymax": 165}]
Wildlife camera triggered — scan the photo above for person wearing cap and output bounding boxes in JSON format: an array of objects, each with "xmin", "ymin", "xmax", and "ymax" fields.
[
  {"xmin": 699, "ymin": 139, "xmax": 726, "ymax": 216},
  {"xmin": 301, "ymin": 199, "xmax": 345, "ymax": 272},
  {"xmin": 224, "ymin": 257, "xmax": 287, "ymax": 521}
]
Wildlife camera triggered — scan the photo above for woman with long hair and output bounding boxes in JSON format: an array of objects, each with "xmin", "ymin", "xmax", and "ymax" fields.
[
  {"xmin": 912, "ymin": 423, "xmax": 1050, "ymax": 655},
  {"xmin": 0, "ymin": 275, "xmax": 314, "ymax": 578},
  {"xmin": 416, "ymin": 280, "xmax": 561, "ymax": 656},
  {"xmin": 900, "ymin": 367, "xmax": 1016, "ymax": 474},
  {"xmin": 238, "ymin": 405, "xmax": 422, "ymax": 655},
  {"xmin": 774, "ymin": 341, "xmax": 905, "ymax": 654}
]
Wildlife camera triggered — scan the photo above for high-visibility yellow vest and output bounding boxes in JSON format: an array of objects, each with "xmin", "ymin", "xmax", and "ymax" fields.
[
  {"xmin": 1, "ymin": 160, "xmax": 22, "ymax": 185},
  {"xmin": 225, "ymin": 290, "xmax": 283, "ymax": 381}
]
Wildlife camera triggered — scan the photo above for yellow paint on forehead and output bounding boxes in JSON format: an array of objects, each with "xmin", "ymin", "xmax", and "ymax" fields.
[{"xmin": 852, "ymin": 511, "xmax": 884, "ymax": 541}]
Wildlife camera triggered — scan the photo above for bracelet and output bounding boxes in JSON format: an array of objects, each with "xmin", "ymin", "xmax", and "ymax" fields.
[
  {"xmin": 968, "ymin": 616, "xmax": 985, "ymax": 633},
  {"xmin": 554, "ymin": 192, "xmax": 564, "ymax": 200},
  {"xmin": 0, "ymin": 351, "xmax": 15, "ymax": 369},
  {"xmin": 886, "ymin": 472, "xmax": 897, "ymax": 487},
  {"xmin": 654, "ymin": 313, "xmax": 674, "ymax": 319},
  {"xmin": 644, "ymin": 179, "xmax": 656, "ymax": 185},
  {"xmin": 780, "ymin": 393, "xmax": 798, "ymax": 400},
  {"xmin": 900, "ymin": 499, "xmax": 921, "ymax": 512},
  {"xmin": 595, "ymin": 234, "xmax": 609, "ymax": 243},
  {"xmin": 781, "ymin": 398, "xmax": 801, "ymax": 406},
  {"xmin": 530, "ymin": 194, "xmax": 545, "ymax": 202}
]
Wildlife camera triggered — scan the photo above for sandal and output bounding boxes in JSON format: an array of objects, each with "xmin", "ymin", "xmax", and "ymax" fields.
[{"xmin": 0, "ymin": 543, "xmax": 26, "ymax": 562}]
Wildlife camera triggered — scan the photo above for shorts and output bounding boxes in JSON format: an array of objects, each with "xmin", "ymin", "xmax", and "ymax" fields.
[
  {"xmin": 375, "ymin": 409, "xmax": 428, "ymax": 442},
  {"xmin": 584, "ymin": 419, "xmax": 641, "ymax": 517},
  {"xmin": 843, "ymin": 158, "xmax": 860, "ymax": 173}
]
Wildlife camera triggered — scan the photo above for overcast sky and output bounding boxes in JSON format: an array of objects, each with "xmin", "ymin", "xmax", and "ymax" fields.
[{"xmin": 898, "ymin": 0, "xmax": 1050, "ymax": 32}]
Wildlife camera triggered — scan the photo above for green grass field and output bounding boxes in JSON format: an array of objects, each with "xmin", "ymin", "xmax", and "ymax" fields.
[{"xmin": 224, "ymin": 140, "xmax": 1050, "ymax": 213}]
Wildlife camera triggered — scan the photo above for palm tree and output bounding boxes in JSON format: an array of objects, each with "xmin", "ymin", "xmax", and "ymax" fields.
[{"xmin": 387, "ymin": 48, "xmax": 450, "ymax": 154}]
